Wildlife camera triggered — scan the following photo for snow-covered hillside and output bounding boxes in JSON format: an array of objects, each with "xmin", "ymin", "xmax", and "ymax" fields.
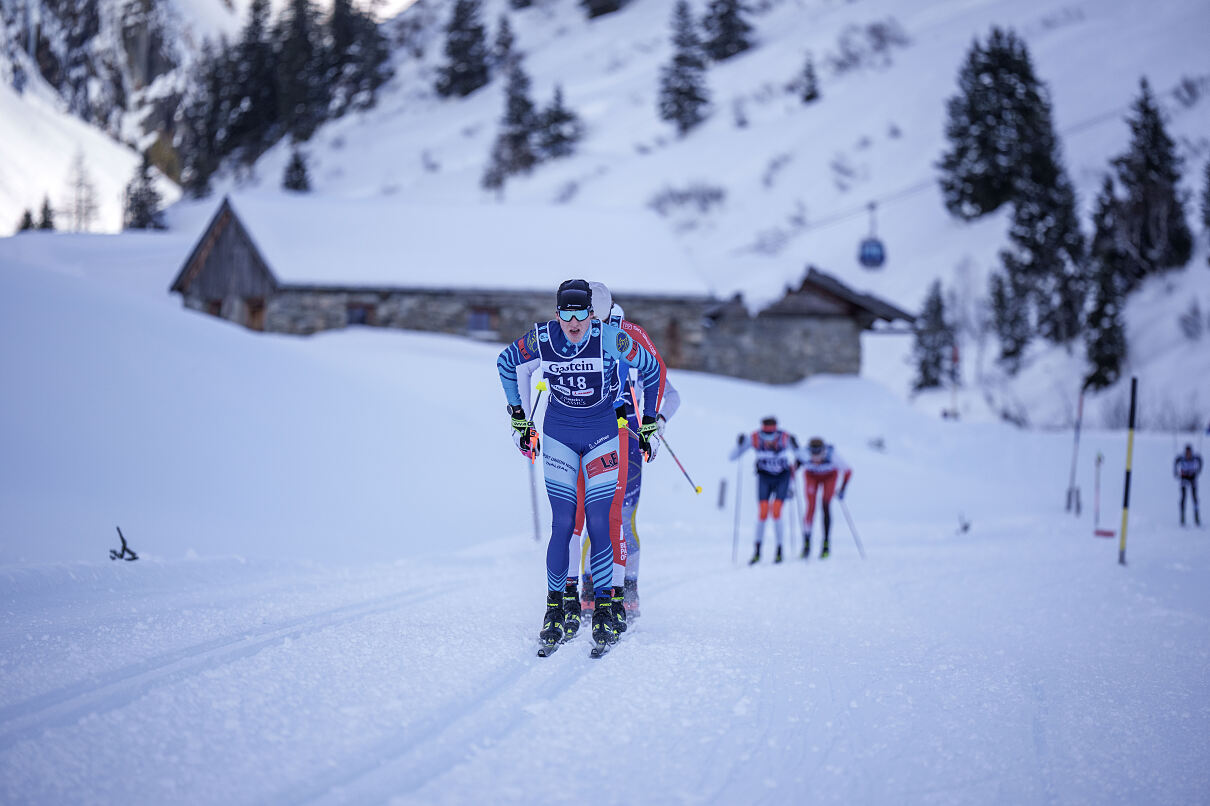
[
  {"xmin": 2, "ymin": 225, "xmax": 1209, "ymax": 804},
  {"xmin": 238, "ymin": 0, "xmax": 1210, "ymax": 425}
]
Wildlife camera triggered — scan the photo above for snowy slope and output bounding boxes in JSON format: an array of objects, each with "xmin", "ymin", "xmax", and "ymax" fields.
[
  {"xmin": 2, "ymin": 228, "xmax": 1209, "ymax": 804},
  {"xmin": 236, "ymin": 0, "xmax": 1210, "ymax": 425},
  {"xmin": 0, "ymin": 81, "xmax": 182, "ymax": 234}
]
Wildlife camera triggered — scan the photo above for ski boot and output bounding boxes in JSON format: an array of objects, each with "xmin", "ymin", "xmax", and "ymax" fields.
[
  {"xmin": 562, "ymin": 583, "xmax": 582, "ymax": 640},
  {"xmin": 590, "ymin": 593, "xmax": 617, "ymax": 656},
  {"xmin": 774, "ymin": 545, "xmax": 783, "ymax": 564},
  {"xmin": 748, "ymin": 544, "xmax": 761, "ymax": 565},
  {"xmin": 538, "ymin": 591, "xmax": 565, "ymax": 656},
  {"xmin": 611, "ymin": 586, "xmax": 627, "ymax": 634},
  {"xmin": 623, "ymin": 578, "xmax": 641, "ymax": 619},
  {"xmin": 801, "ymin": 534, "xmax": 811, "ymax": 559},
  {"xmin": 820, "ymin": 538, "xmax": 831, "ymax": 559}
]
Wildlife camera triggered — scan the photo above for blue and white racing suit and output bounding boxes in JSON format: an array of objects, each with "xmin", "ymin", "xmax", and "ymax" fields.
[{"xmin": 498, "ymin": 319, "xmax": 662, "ymax": 599}]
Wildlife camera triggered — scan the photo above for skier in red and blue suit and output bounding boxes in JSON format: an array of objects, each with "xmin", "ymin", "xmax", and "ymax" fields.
[
  {"xmin": 731, "ymin": 416, "xmax": 800, "ymax": 564},
  {"xmin": 498, "ymin": 279, "xmax": 663, "ymax": 655},
  {"xmin": 797, "ymin": 436, "xmax": 852, "ymax": 559},
  {"xmin": 568, "ymin": 282, "xmax": 678, "ymax": 627}
]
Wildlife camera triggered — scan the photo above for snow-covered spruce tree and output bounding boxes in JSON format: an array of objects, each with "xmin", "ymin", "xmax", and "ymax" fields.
[
  {"xmin": 123, "ymin": 157, "xmax": 166, "ymax": 230},
  {"xmin": 999, "ymin": 169, "xmax": 1088, "ymax": 345},
  {"xmin": 702, "ymin": 0, "xmax": 754, "ymax": 62},
  {"xmin": 1111, "ymin": 78, "xmax": 1193, "ymax": 276},
  {"xmin": 938, "ymin": 27, "xmax": 1050, "ymax": 221},
  {"xmin": 38, "ymin": 197, "xmax": 55, "ymax": 230},
  {"xmin": 228, "ymin": 0, "xmax": 279, "ymax": 162},
  {"xmin": 581, "ymin": 0, "xmax": 622, "ymax": 19},
  {"xmin": 435, "ymin": 0, "xmax": 490, "ymax": 98},
  {"xmin": 493, "ymin": 14, "xmax": 515, "ymax": 70},
  {"xmin": 1202, "ymin": 159, "xmax": 1210, "ymax": 264},
  {"xmin": 536, "ymin": 85, "xmax": 584, "ymax": 160},
  {"xmin": 327, "ymin": 0, "xmax": 393, "ymax": 114},
  {"xmin": 912, "ymin": 280, "xmax": 955, "ymax": 391},
  {"xmin": 18, "ymin": 210, "xmax": 35, "ymax": 231},
  {"xmin": 177, "ymin": 38, "xmax": 232, "ymax": 198},
  {"xmin": 482, "ymin": 59, "xmax": 539, "ymax": 188},
  {"xmin": 1083, "ymin": 176, "xmax": 1130, "ymax": 390},
  {"xmin": 1084, "ymin": 188, "xmax": 1129, "ymax": 385},
  {"xmin": 481, "ymin": 138, "xmax": 508, "ymax": 194},
  {"xmin": 509, "ymin": 0, "xmax": 532, "ymax": 9},
  {"xmin": 658, "ymin": 1, "xmax": 711, "ymax": 137},
  {"xmin": 276, "ymin": 0, "xmax": 330, "ymax": 141},
  {"xmin": 989, "ymin": 270, "xmax": 1030, "ymax": 375},
  {"xmin": 283, "ymin": 148, "xmax": 311, "ymax": 191},
  {"xmin": 799, "ymin": 53, "xmax": 819, "ymax": 103}
]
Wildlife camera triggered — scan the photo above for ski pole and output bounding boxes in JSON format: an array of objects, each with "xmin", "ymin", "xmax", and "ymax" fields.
[
  {"xmin": 659, "ymin": 434, "xmax": 702, "ymax": 494},
  {"xmin": 838, "ymin": 499, "xmax": 866, "ymax": 560},
  {"xmin": 790, "ymin": 468, "xmax": 804, "ymax": 557},
  {"xmin": 732, "ymin": 458, "xmax": 743, "ymax": 565},
  {"xmin": 527, "ymin": 381, "xmax": 547, "ymax": 542}
]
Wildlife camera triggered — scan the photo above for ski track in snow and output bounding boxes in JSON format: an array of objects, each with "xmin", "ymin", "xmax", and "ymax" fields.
[{"xmin": 0, "ymin": 582, "xmax": 449, "ymax": 748}]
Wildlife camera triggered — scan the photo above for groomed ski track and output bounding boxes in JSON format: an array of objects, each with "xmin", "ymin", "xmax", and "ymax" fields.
[{"xmin": 2, "ymin": 515, "xmax": 1207, "ymax": 805}]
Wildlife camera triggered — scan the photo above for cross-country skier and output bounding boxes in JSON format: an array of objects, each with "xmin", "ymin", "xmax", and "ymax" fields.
[
  {"xmin": 1175, "ymin": 443, "xmax": 1203, "ymax": 526},
  {"xmin": 567, "ymin": 282, "xmax": 680, "ymax": 631},
  {"xmin": 797, "ymin": 436, "xmax": 852, "ymax": 559},
  {"xmin": 497, "ymin": 279, "xmax": 663, "ymax": 657},
  {"xmin": 730, "ymin": 417, "xmax": 800, "ymax": 564}
]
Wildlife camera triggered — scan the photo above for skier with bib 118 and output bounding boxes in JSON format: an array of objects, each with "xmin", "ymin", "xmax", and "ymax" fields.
[
  {"xmin": 797, "ymin": 436, "xmax": 852, "ymax": 559},
  {"xmin": 497, "ymin": 279, "xmax": 663, "ymax": 657},
  {"xmin": 1175, "ymin": 443, "xmax": 1203, "ymax": 526},
  {"xmin": 566, "ymin": 282, "xmax": 680, "ymax": 631},
  {"xmin": 730, "ymin": 417, "xmax": 800, "ymax": 564}
]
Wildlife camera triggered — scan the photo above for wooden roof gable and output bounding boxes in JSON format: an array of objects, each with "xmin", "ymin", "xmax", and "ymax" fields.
[
  {"xmin": 761, "ymin": 267, "xmax": 915, "ymax": 325},
  {"xmin": 170, "ymin": 197, "xmax": 279, "ymax": 297}
]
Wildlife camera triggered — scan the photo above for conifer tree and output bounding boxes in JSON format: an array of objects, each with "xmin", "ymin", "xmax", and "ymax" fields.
[
  {"xmin": 913, "ymin": 280, "xmax": 955, "ymax": 391},
  {"xmin": 18, "ymin": 209, "xmax": 35, "ymax": 231},
  {"xmin": 123, "ymin": 156, "xmax": 166, "ymax": 229},
  {"xmin": 989, "ymin": 270, "xmax": 1030, "ymax": 374},
  {"xmin": 658, "ymin": 1, "xmax": 711, "ymax": 137},
  {"xmin": 1111, "ymin": 78, "xmax": 1193, "ymax": 276},
  {"xmin": 536, "ymin": 85, "xmax": 584, "ymax": 160},
  {"xmin": 799, "ymin": 53, "xmax": 819, "ymax": 103},
  {"xmin": 38, "ymin": 196, "xmax": 55, "ymax": 230},
  {"xmin": 178, "ymin": 38, "xmax": 231, "ymax": 197},
  {"xmin": 938, "ymin": 28, "xmax": 1050, "ymax": 220},
  {"xmin": 493, "ymin": 14, "xmax": 515, "ymax": 70},
  {"xmin": 509, "ymin": 0, "xmax": 532, "ymax": 9},
  {"xmin": 435, "ymin": 0, "xmax": 490, "ymax": 98},
  {"xmin": 481, "ymin": 138, "xmax": 507, "ymax": 193},
  {"xmin": 702, "ymin": 0, "xmax": 754, "ymax": 62},
  {"xmin": 1083, "ymin": 179, "xmax": 1130, "ymax": 390},
  {"xmin": 328, "ymin": 0, "xmax": 393, "ymax": 113},
  {"xmin": 228, "ymin": 0, "xmax": 279, "ymax": 160},
  {"xmin": 1202, "ymin": 159, "xmax": 1210, "ymax": 255},
  {"xmin": 498, "ymin": 60, "xmax": 539, "ymax": 174},
  {"xmin": 283, "ymin": 148, "xmax": 311, "ymax": 191},
  {"xmin": 580, "ymin": 0, "xmax": 622, "ymax": 19},
  {"xmin": 276, "ymin": 0, "xmax": 329, "ymax": 140},
  {"xmin": 999, "ymin": 166, "xmax": 1087, "ymax": 345}
]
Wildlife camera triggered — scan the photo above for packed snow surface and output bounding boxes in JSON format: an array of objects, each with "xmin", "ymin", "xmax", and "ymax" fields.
[{"xmin": 1, "ymin": 229, "xmax": 1208, "ymax": 804}]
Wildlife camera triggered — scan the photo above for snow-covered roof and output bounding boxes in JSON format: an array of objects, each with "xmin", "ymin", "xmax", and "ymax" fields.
[{"xmin": 215, "ymin": 193, "xmax": 709, "ymax": 297}]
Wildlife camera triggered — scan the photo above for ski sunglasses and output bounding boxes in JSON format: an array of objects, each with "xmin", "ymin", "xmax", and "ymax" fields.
[{"xmin": 558, "ymin": 309, "xmax": 590, "ymax": 321}]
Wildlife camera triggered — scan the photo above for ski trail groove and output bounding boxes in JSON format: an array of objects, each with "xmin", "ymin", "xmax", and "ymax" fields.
[
  {"xmin": 276, "ymin": 579, "xmax": 686, "ymax": 804},
  {"xmin": 0, "ymin": 584, "xmax": 447, "ymax": 748}
]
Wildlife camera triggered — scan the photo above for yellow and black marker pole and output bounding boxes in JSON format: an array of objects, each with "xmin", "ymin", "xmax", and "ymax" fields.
[{"xmin": 1118, "ymin": 376, "xmax": 1138, "ymax": 565}]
